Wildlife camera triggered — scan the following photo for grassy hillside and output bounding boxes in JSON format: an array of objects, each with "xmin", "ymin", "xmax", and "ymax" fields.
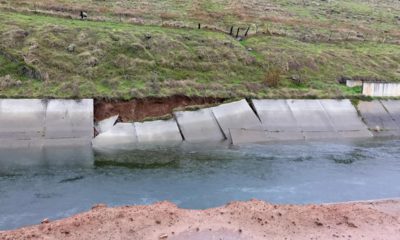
[{"xmin": 0, "ymin": 0, "xmax": 399, "ymax": 99}]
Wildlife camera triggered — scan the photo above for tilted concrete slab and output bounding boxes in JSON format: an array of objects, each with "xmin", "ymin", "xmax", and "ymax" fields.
[
  {"xmin": 211, "ymin": 99, "xmax": 262, "ymax": 139},
  {"xmin": 381, "ymin": 100, "xmax": 400, "ymax": 127},
  {"xmin": 134, "ymin": 119, "xmax": 182, "ymax": 143},
  {"xmin": 229, "ymin": 129, "xmax": 268, "ymax": 145},
  {"xmin": 95, "ymin": 115, "xmax": 118, "ymax": 134},
  {"xmin": 0, "ymin": 99, "xmax": 46, "ymax": 139},
  {"xmin": 92, "ymin": 123, "xmax": 137, "ymax": 148},
  {"xmin": 252, "ymin": 99, "xmax": 299, "ymax": 132},
  {"xmin": 287, "ymin": 100, "xmax": 334, "ymax": 132},
  {"xmin": 320, "ymin": 99, "xmax": 368, "ymax": 131},
  {"xmin": 357, "ymin": 101, "xmax": 399, "ymax": 131},
  {"xmin": 45, "ymin": 99, "xmax": 93, "ymax": 139},
  {"xmin": 174, "ymin": 108, "xmax": 225, "ymax": 142}
]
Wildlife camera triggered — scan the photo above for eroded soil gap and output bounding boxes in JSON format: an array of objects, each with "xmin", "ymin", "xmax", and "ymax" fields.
[{"xmin": 94, "ymin": 95, "xmax": 225, "ymax": 122}]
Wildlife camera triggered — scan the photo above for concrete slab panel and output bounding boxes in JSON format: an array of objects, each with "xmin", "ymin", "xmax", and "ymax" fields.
[
  {"xmin": 381, "ymin": 100, "xmax": 400, "ymax": 127},
  {"xmin": 252, "ymin": 99, "xmax": 299, "ymax": 132},
  {"xmin": 92, "ymin": 123, "xmax": 137, "ymax": 147},
  {"xmin": 134, "ymin": 119, "xmax": 182, "ymax": 143},
  {"xmin": 211, "ymin": 100, "xmax": 262, "ymax": 139},
  {"xmin": 45, "ymin": 99, "xmax": 93, "ymax": 139},
  {"xmin": 287, "ymin": 100, "xmax": 334, "ymax": 132},
  {"xmin": 363, "ymin": 82, "xmax": 400, "ymax": 97},
  {"xmin": 357, "ymin": 101, "xmax": 399, "ymax": 131},
  {"xmin": 95, "ymin": 115, "xmax": 118, "ymax": 134},
  {"xmin": 229, "ymin": 129, "xmax": 267, "ymax": 145},
  {"xmin": 320, "ymin": 99, "xmax": 368, "ymax": 131},
  {"xmin": 174, "ymin": 108, "xmax": 225, "ymax": 142},
  {"xmin": 0, "ymin": 99, "xmax": 46, "ymax": 139}
]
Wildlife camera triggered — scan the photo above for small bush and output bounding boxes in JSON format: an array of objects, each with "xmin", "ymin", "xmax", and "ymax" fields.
[{"xmin": 263, "ymin": 68, "xmax": 281, "ymax": 88}]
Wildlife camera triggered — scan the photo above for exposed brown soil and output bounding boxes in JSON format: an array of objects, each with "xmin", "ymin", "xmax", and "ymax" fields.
[
  {"xmin": 1, "ymin": 199, "xmax": 400, "ymax": 240},
  {"xmin": 94, "ymin": 95, "xmax": 225, "ymax": 122}
]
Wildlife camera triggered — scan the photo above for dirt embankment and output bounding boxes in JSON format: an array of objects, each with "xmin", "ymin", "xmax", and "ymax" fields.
[
  {"xmin": 94, "ymin": 95, "xmax": 225, "ymax": 122},
  {"xmin": 1, "ymin": 199, "xmax": 400, "ymax": 240}
]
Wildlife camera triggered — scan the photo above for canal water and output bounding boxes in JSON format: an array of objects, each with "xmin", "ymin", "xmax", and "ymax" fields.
[{"xmin": 1, "ymin": 139, "xmax": 400, "ymax": 230}]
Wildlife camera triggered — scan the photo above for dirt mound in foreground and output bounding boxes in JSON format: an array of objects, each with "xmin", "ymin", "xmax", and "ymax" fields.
[{"xmin": 1, "ymin": 199, "xmax": 400, "ymax": 240}]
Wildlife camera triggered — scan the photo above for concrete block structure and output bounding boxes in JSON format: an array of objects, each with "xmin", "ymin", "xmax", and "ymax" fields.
[
  {"xmin": 358, "ymin": 100, "xmax": 400, "ymax": 137},
  {"xmin": 174, "ymin": 108, "xmax": 225, "ymax": 142},
  {"xmin": 0, "ymin": 99, "xmax": 46, "ymax": 140},
  {"xmin": 134, "ymin": 119, "xmax": 182, "ymax": 143},
  {"xmin": 363, "ymin": 82, "xmax": 400, "ymax": 97},
  {"xmin": 0, "ymin": 99, "xmax": 93, "ymax": 147},
  {"xmin": 211, "ymin": 99, "xmax": 263, "ymax": 141},
  {"xmin": 92, "ymin": 123, "xmax": 137, "ymax": 148},
  {"xmin": 45, "ymin": 99, "xmax": 93, "ymax": 139},
  {"xmin": 95, "ymin": 115, "xmax": 118, "ymax": 134}
]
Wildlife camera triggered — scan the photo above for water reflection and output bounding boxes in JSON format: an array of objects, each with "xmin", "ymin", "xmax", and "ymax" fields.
[{"xmin": 0, "ymin": 142, "xmax": 93, "ymax": 173}]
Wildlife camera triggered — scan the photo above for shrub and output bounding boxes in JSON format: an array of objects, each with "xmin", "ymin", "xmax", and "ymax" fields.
[{"xmin": 263, "ymin": 68, "xmax": 281, "ymax": 88}]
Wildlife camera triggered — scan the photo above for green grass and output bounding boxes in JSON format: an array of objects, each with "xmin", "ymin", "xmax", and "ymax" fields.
[{"xmin": 0, "ymin": 7, "xmax": 399, "ymax": 99}]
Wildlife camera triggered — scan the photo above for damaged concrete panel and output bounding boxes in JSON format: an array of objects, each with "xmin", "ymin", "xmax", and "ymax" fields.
[
  {"xmin": 287, "ymin": 100, "xmax": 334, "ymax": 132},
  {"xmin": 92, "ymin": 123, "xmax": 137, "ymax": 148},
  {"xmin": 174, "ymin": 108, "xmax": 225, "ymax": 142},
  {"xmin": 252, "ymin": 99, "xmax": 299, "ymax": 132},
  {"xmin": 95, "ymin": 115, "xmax": 118, "ymax": 134},
  {"xmin": 211, "ymin": 99, "xmax": 262, "ymax": 139},
  {"xmin": 0, "ymin": 99, "xmax": 46, "ymax": 139},
  {"xmin": 381, "ymin": 100, "xmax": 400, "ymax": 127},
  {"xmin": 229, "ymin": 129, "xmax": 268, "ymax": 145},
  {"xmin": 320, "ymin": 99, "xmax": 368, "ymax": 131},
  {"xmin": 45, "ymin": 99, "xmax": 93, "ymax": 139},
  {"xmin": 357, "ymin": 101, "xmax": 399, "ymax": 131},
  {"xmin": 134, "ymin": 119, "xmax": 182, "ymax": 143}
]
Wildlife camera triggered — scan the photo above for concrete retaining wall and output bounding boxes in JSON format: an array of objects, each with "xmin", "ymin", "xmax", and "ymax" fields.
[
  {"xmin": 0, "ymin": 98, "xmax": 390, "ymax": 149},
  {"xmin": 211, "ymin": 99, "xmax": 263, "ymax": 141},
  {"xmin": 134, "ymin": 119, "xmax": 182, "ymax": 143},
  {"xmin": 91, "ymin": 98, "xmax": 389, "ymax": 147},
  {"xmin": 174, "ymin": 108, "xmax": 225, "ymax": 142},
  {"xmin": 363, "ymin": 82, "xmax": 400, "ymax": 97},
  {"xmin": 358, "ymin": 100, "xmax": 400, "ymax": 137},
  {"xmin": 92, "ymin": 123, "xmax": 137, "ymax": 149},
  {"xmin": 0, "ymin": 99, "xmax": 93, "ymax": 147}
]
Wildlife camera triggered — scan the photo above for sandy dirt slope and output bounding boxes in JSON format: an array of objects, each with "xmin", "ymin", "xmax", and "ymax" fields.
[{"xmin": 1, "ymin": 199, "xmax": 400, "ymax": 240}]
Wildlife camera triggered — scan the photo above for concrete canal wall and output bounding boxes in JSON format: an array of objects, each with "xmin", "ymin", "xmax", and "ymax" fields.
[
  {"xmin": 92, "ymin": 99, "xmax": 393, "ymax": 148},
  {"xmin": 357, "ymin": 100, "xmax": 400, "ymax": 137},
  {"xmin": 0, "ymin": 99, "xmax": 93, "ymax": 148},
  {"xmin": 1, "ymin": 98, "xmax": 400, "ymax": 149},
  {"xmin": 363, "ymin": 82, "xmax": 400, "ymax": 97}
]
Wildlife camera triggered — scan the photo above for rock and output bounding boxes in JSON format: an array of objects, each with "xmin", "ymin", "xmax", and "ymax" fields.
[
  {"xmin": 41, "ymin": 218, "xmax": 50, "ymax": 224},
  {"xmin": 67, "ymin": 44, "xmax": 76, "ymax": 52},
  {"xmin": 92, "ymin": 203, "xmax": 107, "ymax": 210},
  {"xmin": 159, "ymin": 233, "xmax": 168, "ymax": 239}
]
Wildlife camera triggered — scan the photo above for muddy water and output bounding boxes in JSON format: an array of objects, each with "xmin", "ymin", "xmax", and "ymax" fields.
[{"xmin": 1, "ymin": 139, "xmax": 400, "ymax": 230}]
